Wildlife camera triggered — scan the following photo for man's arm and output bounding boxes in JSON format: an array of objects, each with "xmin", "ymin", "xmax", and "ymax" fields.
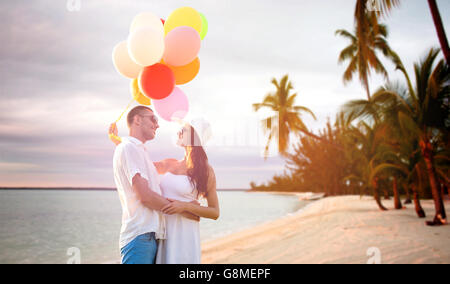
[
  {"xmin": 132, "ymin": 173, "xmax": 199, "ymax": 221},
  {"xmin": 132, "ymin": 174, "xmax": 169, "ymax": 211}
]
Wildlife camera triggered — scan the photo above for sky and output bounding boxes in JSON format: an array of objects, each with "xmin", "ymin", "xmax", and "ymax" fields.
[{"xmin": 0, "ymin": 0, "xmax": 449, "ymax": 189}]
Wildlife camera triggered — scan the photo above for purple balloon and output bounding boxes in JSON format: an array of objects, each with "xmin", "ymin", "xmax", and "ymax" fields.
[{"xmin": 153, "ymin": 87, "xmax": 189, "ymax": 122}]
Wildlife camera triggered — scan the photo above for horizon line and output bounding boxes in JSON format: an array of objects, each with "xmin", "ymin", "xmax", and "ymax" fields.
[{"xmin": 0, "ymin": 186, "xmax": 250, "ymax": 192}]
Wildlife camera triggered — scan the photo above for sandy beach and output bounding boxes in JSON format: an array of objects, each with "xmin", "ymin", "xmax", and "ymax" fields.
[{"xmin": 201, "ymin": 196, "xmax": 450, "ymax": 264}]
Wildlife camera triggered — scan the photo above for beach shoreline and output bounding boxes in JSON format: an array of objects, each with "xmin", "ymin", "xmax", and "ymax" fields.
[{"xmin": 201, "ymin": 195, "xmax": 450, "ymax": 264}]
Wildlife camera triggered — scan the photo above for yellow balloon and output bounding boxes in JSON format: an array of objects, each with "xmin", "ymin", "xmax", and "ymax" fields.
[
  {"xmin": 130, "ymin": 79, "xmax": 151, "ymax": 105},
  {"xmin": 164, "ymin": 7, "xmax": 202, "ymax": 35}
]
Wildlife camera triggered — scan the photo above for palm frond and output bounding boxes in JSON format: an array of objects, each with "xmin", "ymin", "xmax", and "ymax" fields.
[
  {"xmin": 369, "ymin": 163, "xmax": 409, "ymax": 184},
  {"xmin": 335, "ymin": 29, "xmax": 357, "ymax": 42},
  {"xmin": 398, "ymin": 111, "xmax": 421, "ymax": 138},
  {"xmin": 292, "ymin": 106, "xmax": 317, "ymax": 120},
  {"xmin": 343, "ymin": 56, "xmax": 358, "ymax": 83},
  {"xmin": 338, "ymin": 44, "xmax": 357, "ymax": 63}
]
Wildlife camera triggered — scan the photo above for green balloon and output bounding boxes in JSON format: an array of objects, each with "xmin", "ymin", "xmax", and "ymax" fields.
[{"xmin": 200, "ymin": 13, "xmax": 208, "ymax": 40}]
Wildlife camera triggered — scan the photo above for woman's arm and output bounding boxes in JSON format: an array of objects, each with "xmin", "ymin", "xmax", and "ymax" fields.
[
  {"xmin": 153, "ymin": 160, "xmax": 167, "ymax": 175},
  {"xmin": 162, "ymin": 167, "xmax": 220, "ymax": 220}
]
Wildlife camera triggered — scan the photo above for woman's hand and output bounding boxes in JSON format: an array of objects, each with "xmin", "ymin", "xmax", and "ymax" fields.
[
  {"xmin": 108, "ymin": 122, "xmax": 122, "ymax": 145},
  {"xmin": 161, "ymin": 199, "xmax": 187, "ymax": 215}
]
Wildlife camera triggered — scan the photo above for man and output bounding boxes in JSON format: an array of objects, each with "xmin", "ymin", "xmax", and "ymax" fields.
[{"xmin": 112, "ymin": 106, "xmax": 197, "ymax": 264}]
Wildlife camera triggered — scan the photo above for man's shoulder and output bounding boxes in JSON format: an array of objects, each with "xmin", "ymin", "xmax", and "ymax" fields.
[{"xmin": 114, "ymin": 139, "xmax": 138, "ymax": 157}]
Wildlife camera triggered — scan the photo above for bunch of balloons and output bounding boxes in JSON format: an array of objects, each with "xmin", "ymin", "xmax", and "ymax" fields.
[{"xmin": 112, "ymin": 7, "xmax": 208, "ymax": 122}]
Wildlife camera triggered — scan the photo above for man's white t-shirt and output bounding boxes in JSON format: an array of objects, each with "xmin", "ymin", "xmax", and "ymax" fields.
[{"xmin": 113, "ymin": 136, "xmax": 166, "ymax": 249}]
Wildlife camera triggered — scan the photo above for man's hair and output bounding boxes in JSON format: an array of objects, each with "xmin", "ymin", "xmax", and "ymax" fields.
[{"xmin": 127, "ymin": 106, "xmax": 154, "ymax": 128}]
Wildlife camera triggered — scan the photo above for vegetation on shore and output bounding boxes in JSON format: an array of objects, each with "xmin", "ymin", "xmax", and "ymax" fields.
[{"xmin": 251, "ymin": 0, "xmax": 449, "ymax": 225}]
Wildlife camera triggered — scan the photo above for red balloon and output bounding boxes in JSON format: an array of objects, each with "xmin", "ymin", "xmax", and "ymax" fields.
[
  {"xmin": 161, "ymin": 19, "xmax": 165, "ymax": 25},
  {"xmin": 138, "ymin": 63, "xmax": 175, "ymax": 100}
]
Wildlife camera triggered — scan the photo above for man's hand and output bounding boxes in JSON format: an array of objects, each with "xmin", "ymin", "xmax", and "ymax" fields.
[{"xmin": 108, "ymin": 122, "xmax": 122, "ymax": 145}]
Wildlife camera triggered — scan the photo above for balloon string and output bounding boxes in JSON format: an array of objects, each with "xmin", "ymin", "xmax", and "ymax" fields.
[{"xmin": 116, "ymin": 98, "xmax": 134, "ymax": 123}]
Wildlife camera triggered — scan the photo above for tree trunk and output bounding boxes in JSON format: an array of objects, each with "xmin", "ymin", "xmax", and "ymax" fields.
[
  {"xmin": 383, "ymin": 187, "xmax": 390, "ymax": 200},
  {"xmin": 443, "ymin": 176, "xmax": 450, "ymax": 200},
  {"xmin": 373, "ymin": 178, "xmax": 388, "ymax": 211},
  {"xmin": 364, "ymin": 78, "xmax": 371, "ymax": 101},
  {"xmin": 393, "ymin": 176, "xmax": 402, "ymax": 209},
  {"xmin": 445, "ymin": 181, "xmax": 450, "ymax": 200},
  {"xmin": 444, "ymin": 182, "xmax": 450, "ymax": 200},
  {"xmin": 428, "ymin": 0, "xmax": 450, "ymax": 64},
  {"xmin": 403, "ymin": 183, "xmax": 412, "ymax": 204},
  {"xmin": 334, "ymin": 176, "xmax": 340, "ymax": 196},
  {"xmin": 421, "ymin": 140, "xmax": 447, "ymax": 225},
  {"xmin": 412, "ymin": 184, "xmax": 426, "ymax": 218}
]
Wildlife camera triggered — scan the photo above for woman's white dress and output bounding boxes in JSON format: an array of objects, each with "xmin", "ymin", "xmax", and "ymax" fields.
[{"xmin": 156, "ymin": 172, "xmax": 201, "ymax": 264}]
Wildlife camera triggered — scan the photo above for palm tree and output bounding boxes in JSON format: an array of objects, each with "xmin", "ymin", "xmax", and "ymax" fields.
[
  {"xmin": 336, "ymin": 22, "xmax": 393, "ymax": 100},
  {"xmin": 253, "ymin": 75, "xmax": 317, "ymax": 158},
  {"xmin": 343, "ymin": 121, "xmax": 390, "ymax": 210},
  {"xmin": 352, "ymin": 0, "xmax": 401, "ymax": 100},
  {"xmin": 355, "ymin": 0, "xmax": 449, "ymax": 64},
  {"xmin": 354, "ymin": 0, "xmax": 400, "ymax": 36},
  {"xmin": 342, "ymin": 81, "xmax": 431, "ymax": 218},
  {"xmin": 374, "ymin": 48, "xmax": 449, "ymax": 225},
  {"xmin": 427, "ymin": 0, "xmax": 450, "ymax": 64}
]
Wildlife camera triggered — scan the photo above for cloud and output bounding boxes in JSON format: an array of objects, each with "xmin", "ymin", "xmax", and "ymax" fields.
[{"xmin": 1, "ymin": 0, "xmax": 449, "ymax": 188}]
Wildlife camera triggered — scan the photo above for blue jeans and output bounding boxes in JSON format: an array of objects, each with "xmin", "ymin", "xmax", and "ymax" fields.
[{"xmin": 121, "ymin": 233, "xmax": 158, "ymax": 264}]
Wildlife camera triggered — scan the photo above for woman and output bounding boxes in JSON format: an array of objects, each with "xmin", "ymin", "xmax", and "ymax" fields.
[{"xmin": 109, "ymin": 120, "xmax": 220, "ymax": 264}]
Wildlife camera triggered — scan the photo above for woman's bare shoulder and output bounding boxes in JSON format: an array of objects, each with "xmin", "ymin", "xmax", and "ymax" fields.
[
  {"xmin": 207, "ymin": 165, "xmax": 216, "ymax": 181},
  {"xmin": 154, "ymin": 159, "xmax": 179, "ymax": 174}
]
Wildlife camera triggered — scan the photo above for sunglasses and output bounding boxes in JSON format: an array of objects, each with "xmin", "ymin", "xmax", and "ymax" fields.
[{"xmin": 139, "ymin": 114, "xmax": 158, "ymax": 124}]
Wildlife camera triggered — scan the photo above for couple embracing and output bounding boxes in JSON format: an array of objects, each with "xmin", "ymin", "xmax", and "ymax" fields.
[{"xmin": 109, "ymin": 106, "xmax": 220, "ymax": 264}]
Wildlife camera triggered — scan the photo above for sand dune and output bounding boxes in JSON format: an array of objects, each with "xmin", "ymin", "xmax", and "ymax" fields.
[{"xmin": 201, "ymin": 196, "xmax": 450, "ymax": 264}]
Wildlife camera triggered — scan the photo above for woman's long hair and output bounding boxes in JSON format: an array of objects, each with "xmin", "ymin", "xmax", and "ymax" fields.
[{"xmin": 185, "ymin": 125, "xmax": 209, "ymax": 198}]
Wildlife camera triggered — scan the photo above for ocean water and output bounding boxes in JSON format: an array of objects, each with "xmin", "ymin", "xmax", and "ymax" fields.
[{"xmin": 0, "ymin": 190, "xmax": 307, "ymax": 264}]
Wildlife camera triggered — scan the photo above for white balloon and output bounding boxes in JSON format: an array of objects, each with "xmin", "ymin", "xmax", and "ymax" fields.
[
  {"xmin": 130, "ymin": 12, "xmax": 164, "ymax": 36},
  {"xmin": 112, "ymin": 41, "xmax": 143, "ymax": 79},
  {"xmin": 127, "ymin": 27, "xmax": 165, "ymax": 67}
]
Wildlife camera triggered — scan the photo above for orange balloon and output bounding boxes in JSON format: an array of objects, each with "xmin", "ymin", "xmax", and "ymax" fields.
[
  {"xmin": 163, "ymin": 58, "xmax": 200, "ymax": 85},
  {"xmin": 130, "ymin": 79, "xmax": 151, "ymax": 105}
]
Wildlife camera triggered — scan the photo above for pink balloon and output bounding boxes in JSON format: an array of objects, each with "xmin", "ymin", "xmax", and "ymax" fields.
[
  {"xmin": 163, "ymin": 26, "xmax": 201, "ymax": 67},
  {"xmin": 153, "ymin": 87, "xmax": 189, "ymax": 122}
]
